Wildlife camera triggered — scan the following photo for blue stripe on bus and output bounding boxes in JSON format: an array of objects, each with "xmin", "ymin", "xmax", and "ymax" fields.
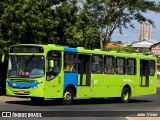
[
  {"xmin": 64, "ymin": 72, "xmax": 78, "ymax": 90},
  {"xmin": 8, "ymin": 81, "xmax": 39, "ymax": 88},
  {"xmin": 64, "ymin": 48, "xmax": 77, "ymax": 53}
]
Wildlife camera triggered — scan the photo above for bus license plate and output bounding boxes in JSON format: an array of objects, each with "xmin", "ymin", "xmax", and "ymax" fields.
[{"xmin": 18, "ymin": 90, "xmax": 25, "ymax": 94}]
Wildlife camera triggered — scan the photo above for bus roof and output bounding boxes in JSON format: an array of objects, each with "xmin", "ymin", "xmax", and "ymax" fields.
[
  {"xmin": 10, "ymin": 44, "xmax": 157, "ymax": 60},
  {"xmin": 76, "ymin": 47, "xmax": 156, "ymax": 60}
]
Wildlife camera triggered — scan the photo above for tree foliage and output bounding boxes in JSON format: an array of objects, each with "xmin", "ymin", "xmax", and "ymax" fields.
[
  {"xmin": 0, "ymin": 0, "xmax": 100, "ymax": 51},
  {"xmin": 54, "ymin": 0, "xmax": 99, "ymax": 48},
  {"xmin": 105, "ymin": 45, "xmax": 136, "ymax": 53},
  {"xmin": 0, "ymin": 0, "xmax": 61, "ymax": 45},
  {"xmin": 0, "ymin": 0, "xmax": 160, "ymax": 52},
  {"xmin": 84, "ymin": 0, "xmax": 160, "ymax": 49}
]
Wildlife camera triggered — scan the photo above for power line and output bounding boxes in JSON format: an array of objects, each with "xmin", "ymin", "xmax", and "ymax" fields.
[{"xmin": 124, "ymin": 27, "xmax": 160, "ymax": 35}]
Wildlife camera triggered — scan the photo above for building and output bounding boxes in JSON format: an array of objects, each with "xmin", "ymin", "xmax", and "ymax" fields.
[
  {"xmin": 105, "ymin": 42, "xmax": 124, "ymax": 48},
  {"xmin": 151, "ymin": 42, "xmax": 160, "ymax": 56},
  {"xmin": 139, "ymin": 21, "xmax": 152, "ymax": 41},
  {"xmin": 131, "ymin": 40, "xmax": 158, "ymax": 50},
  {"xmin": 131, "ymin": 40, "xmax": 160, "ymax": 55}
]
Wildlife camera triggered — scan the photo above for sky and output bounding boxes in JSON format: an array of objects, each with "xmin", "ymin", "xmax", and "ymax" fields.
[{"xmin": 112, "ymin": 1, "xmax": 160, "ymax": 43}]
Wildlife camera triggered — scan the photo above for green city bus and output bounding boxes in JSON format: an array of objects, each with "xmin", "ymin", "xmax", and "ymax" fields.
[{"xmin": 6, "ymin": 44, "xmax": 157, "ymax": 104}]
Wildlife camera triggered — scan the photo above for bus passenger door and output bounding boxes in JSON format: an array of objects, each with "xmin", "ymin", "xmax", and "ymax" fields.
[
  {"xmin": 140, "ymin": 60, "xmax": 149, "ymax": 87},
  {"xmin": 77, "ymin": 54, "xmax": 91, "ymax": 98}
]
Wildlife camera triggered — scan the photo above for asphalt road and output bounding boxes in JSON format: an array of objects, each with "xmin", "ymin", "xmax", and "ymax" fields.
[{"xmin": 0, "ymin": 88, "xmax": 160, "ymax": 120}]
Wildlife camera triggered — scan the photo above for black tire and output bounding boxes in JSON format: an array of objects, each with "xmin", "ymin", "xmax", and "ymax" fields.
[
  {"xmin": 62, "ymin": 88, "xmax": 74, "ymax": 105},
  {"xmin": 30, "ymin": 97, "xmax": 44, "ymax": 104},
  {"xmin": 121, "ymin": 87, "xmax": 131, "ymax": 103}
]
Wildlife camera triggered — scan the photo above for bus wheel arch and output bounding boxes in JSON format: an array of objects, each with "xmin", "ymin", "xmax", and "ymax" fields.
[
  {"xmin": 62, "ymin": 84, "xmax": 76, "ymax": 105},
  {"xmin": 121, "ymin": 85, "xmax": 131, "ymax": 103}
]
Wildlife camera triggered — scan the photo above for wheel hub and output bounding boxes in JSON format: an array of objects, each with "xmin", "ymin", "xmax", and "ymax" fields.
[
  {"xmin": 123, "ymin": 92, "xmax": 129, "ymax": 100},
  {"xmin": 64, "ymin": 91, "xmax": 71, "ymax": 100}
]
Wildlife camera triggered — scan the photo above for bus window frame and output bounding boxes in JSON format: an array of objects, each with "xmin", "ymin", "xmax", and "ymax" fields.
[
  {"xmin": 64, "ymin": 53, "xmax": 78, "ymax": 73},
  {"xmin": 127, "ymin": 58, "xmax": 136, "ymax": 75},
  {"xmin": 104, "ymin": 55, "xmax": 115, "ymax": 74},
  {"xmin": 46, "ymin": 50, "xmax": 62, "ymax": 81},
  {"xmin": 149, "ymin": 60, "xmax": 156, "ymax": 76},
  {"xmin": 116, "ymin": 57, "xmax": 126, "ymax": 75},
  {"xmin": 7, "ymin": 55, "xmax": 45, "ymax": 78},
  {"xmin": 91, "ymin": 55, "xmax": 103, "ymax": 74}
]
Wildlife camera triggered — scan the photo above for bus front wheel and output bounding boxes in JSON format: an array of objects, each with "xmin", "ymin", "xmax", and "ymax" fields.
[
  {"xmin": 121, "ymin": 87, "xmax": 131, "ymax": 103},
  {"xmin": 62, "ymin": 88, "xmax": 74, "ymax": 105}
]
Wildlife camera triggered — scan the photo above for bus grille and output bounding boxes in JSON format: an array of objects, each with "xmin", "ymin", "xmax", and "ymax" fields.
[
  {"xmin": 12, "ymin": 86, "xmax": 31, "ymax": 89},
  {"xmin": 14, "ymin": 91, "xmax": 30, "ymax": 95}
]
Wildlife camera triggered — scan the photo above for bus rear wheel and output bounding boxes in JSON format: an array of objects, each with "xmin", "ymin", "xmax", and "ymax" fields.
[
  {"xmin": 62, "ymin": 88, "xmax": 74, "ymax": 105},
  {"xmin": 121, "ymin": 87, "xmax": 131, "ymax": 103}
]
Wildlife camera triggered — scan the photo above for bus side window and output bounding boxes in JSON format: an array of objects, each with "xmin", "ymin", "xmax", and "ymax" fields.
[
  {"xmin": 46, "ymin": 51, "xmax": 61, "ymax": 80},
  {"xmin": 64, "ymin": 65, "xmax": 73, "ymax": 72},
  {"xmin": 149, "ymin": 60, "xmax": 155, "ymax": 76},
  {"xmin": 104, "ymin": 56, "xmax": 115, "ymax": 74},
  {"xmin": 64, "ymin": 53, "xmax": 77, "ymax": 72},
  {"xmin": 91, "ymin": 55, "xmax": 103, "ymax": 74},
  {"xmin": 116, "ymin": 57, "xmax": 126, "ymax": 74},
  {"xmin": 127, "ymin": 58, "xmax": 136, "ymax": 75}
]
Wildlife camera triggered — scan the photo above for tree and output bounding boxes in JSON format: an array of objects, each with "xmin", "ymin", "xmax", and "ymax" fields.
[
  {"xmin": 105, "ymin": 45, "xmax": 136, "ymax": 53},
  {"xmin": 0, "ymin": 0, "xmax": 70, "ymax": 50},
  {"xmin": 75, "ymin": 1, "xmax": 100, "ymax": 49},
  {"xmin": 0, "ymin": 0, "xmax": 99, "ymax": 49},
  {"xmin": 1, "ymin": 0, "xmax": 160, "ymax": 51},
  {"xmin": 84, "ymin": 0, "xmax": 160, "ymax": 49},
  {"xmin": 54, "ymin": 0, "xmax": 100, "ymax": 49}
]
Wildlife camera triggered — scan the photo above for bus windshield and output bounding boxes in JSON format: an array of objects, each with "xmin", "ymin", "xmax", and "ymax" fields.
[{"xmin": 8, "ymin": 55, "xmax": 44, "ymax": 78}]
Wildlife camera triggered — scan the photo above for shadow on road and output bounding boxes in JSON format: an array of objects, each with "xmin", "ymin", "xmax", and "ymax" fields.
[{"xmin": 5, "ymin": 98, "xmax": 153, "ymax": 106}]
